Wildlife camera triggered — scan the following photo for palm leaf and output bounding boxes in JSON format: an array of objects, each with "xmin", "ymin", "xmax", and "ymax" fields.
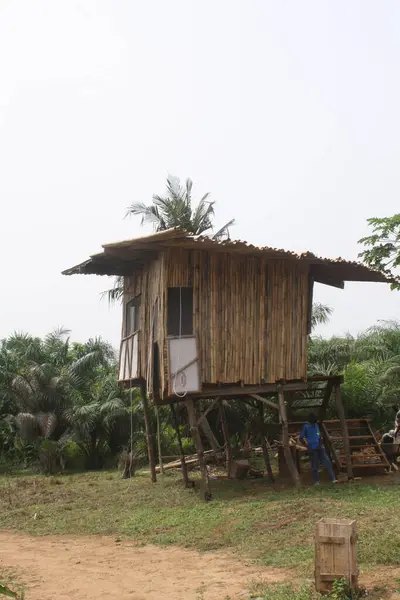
[
  {"xmin": 212, "ymin": 218, "xmax": 235, "ymax": 240},
  {"xmin": 100, "ymin": 276, "xmax": 124, "ymax": 305},
  {"xmin": 36, "ymin": 412, "xmax": 58, "ymax": 438}
]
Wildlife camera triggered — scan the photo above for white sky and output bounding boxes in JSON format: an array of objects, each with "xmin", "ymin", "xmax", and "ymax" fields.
[{"xmin": 0, "ymin": 0, "xmax": 399, "ymax": 348}]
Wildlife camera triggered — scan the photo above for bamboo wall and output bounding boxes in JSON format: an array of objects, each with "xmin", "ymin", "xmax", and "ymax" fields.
[
  {"xmin": 122, "ymin": 248, "xmax": 310, "ymax": 398},
  {"xmin": 164, "ymin": 248, "xmax": 309, "ymax": 388},
  {"xmin": 123, "ymin": 252, "xmax": 166, "ymax": 395}
]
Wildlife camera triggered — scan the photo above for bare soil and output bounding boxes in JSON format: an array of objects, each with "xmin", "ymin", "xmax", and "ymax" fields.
[{"xmin": 0, "ymin": 532, "xmax": 288, "ymax": 599}]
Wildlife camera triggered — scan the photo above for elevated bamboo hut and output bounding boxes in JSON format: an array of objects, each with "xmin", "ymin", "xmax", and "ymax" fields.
[{"xmin": 63, "ymin": 228, "xmax": 391, "ymax": 495}]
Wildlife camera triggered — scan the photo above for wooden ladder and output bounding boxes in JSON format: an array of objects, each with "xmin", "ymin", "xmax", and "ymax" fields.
[{"xmin": 323, "ymin": 419, "xmax": 390, "ymax": 474}]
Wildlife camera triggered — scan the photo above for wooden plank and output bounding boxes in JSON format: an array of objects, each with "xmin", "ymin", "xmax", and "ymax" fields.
[
  {"xmin": 318, "ymin": 536, "xmax": 345, "ymax": 544},
  {"xmin": 319, "ymin": 574, "xmax": 346, "ymax": 581},
  {"xmin": 250, "ymin": 393, "xmax": 280, "ymax": 411},
  {"xmin": 315, "ymin": 518, "xmax": 358, "ymax": 593}
]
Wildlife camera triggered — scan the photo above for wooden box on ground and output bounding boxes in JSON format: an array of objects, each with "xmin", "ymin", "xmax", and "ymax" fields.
[{"xmin": 315, "ymin": 518, "xmax": 358, "ymax": 593}]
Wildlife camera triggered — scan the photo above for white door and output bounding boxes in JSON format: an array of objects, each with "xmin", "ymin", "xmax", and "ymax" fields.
[{"xmin": 168, "ymin": 336, "xmax": 200, "ymax": 395}]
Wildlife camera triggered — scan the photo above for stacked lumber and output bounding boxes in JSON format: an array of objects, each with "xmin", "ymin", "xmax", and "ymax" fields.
[{"xmin": 152, "ymin": 449, "xmax": 217, "ymax": 473}]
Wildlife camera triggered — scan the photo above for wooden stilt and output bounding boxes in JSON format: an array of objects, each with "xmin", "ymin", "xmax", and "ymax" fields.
[
  {"xmin": 140, "ymin": 382, "xmax": 157, "ymax": 483},
  {"xmin": 186, "ymin": 396, "xmax": 212, "ymax": 501},
  {"xmin": 278, "ymin": 387, "xmax": 300, "ymax": 487},
  {"xmin": 155, "ymin": 406, "xmax": 164, "ymax": 475},
  {"xmin": 217, "ymin": 399, "xmax": 232, "ymax": 477},
  {"xmin": 170, "ymin": 403, "xmax": 190, "ymax": 488},
  {"xmin": 335, "ymin": 383, "xmax": 353, "ymax": 480},
  {"xmin": 258, "ymin": 401, "xmax": 275, "ymax": 483}
]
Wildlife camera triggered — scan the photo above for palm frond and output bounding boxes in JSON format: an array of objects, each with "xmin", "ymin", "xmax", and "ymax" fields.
[
  {"xmin": 125, "ymin": 202, "xmax": 163, "ymax": 228},
  {"xmin": 100, "ymin": 276, "xmax": 124, "ymax": 306},
  {"xmin": 15, "ymin": 412, "xmax": 39, "ymax": 441},
  {"xmin": 36, "ymin": 411, "xmax": 58, "ymax": 438},
  {"xmin": 212, "ymin": 218, "xmax": 236, "ymax": 241}
]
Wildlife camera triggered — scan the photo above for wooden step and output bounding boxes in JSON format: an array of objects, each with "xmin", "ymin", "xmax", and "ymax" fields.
[
  {"xmin": 331, "ymin": 435, "xmax": 375, "ymax": 441},
  {"xmin": 343, "ymin": 463, "xmax": 388, "ymax": 469},
  {"xmin": 343, "ymin": 453, "xmax": 382, "ymax": 459},
  {"xmin": 324, "ymin": 419, "xmax": 371, "ymax": 424}
]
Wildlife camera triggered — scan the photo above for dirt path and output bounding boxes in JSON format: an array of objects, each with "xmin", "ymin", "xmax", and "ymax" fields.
[{"xmin": 0, "ymin": 532, "xmax": 288, "ymax": 599}]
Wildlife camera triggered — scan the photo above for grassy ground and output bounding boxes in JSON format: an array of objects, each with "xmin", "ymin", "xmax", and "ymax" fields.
[
  {"xmin": 0, "ymin": 567, "xmax": 25, "ymax": 599},
  {"xmin": 1, "ymin": 468, "xmax": 400, "ymax": 580}
]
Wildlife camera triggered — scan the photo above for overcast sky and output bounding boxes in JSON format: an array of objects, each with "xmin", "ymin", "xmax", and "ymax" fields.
[{"xmin": 0, "ymin": 0, "xmax": 399, "ymax": 348}]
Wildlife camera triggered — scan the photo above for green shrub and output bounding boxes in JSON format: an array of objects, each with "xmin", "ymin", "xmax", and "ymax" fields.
[
  {"xmin": 251, "ymin": 580, "xmax": 362, "ymax": 600},
  {"xmin": 39, "ymin": 439, "xmax": 60, "ymax": 474}
]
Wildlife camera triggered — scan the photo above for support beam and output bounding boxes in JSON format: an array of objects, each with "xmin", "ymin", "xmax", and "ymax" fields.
[
  {"xmin": 278, "ymin": 387, "xmax": 300, "ymax": 487},
  {"xmin": 197, "ymin": 399, "xmax": 219, "ymax": 426},
  {"xmin": 218, "ymin": 400, "xmax": 232, "ymax": 477},
  {"xmin": 258, "ymin": 402, "xmax": 275, "ymax": 483},
  {"xmin": 334, "ymin": 383, "xmax": 353, "ymax": 480},
  {"xmin": 199, "ymin": 413, "xmax": 221, "ymax": 453},
  {"xmin": 186, "ymin": 397, "xmax": 212, "ymax": 501},
  {"xmin": 170, "ymin": 403, "xmax": 190, "ymax": 488},
  {"xmin": 318, "ymin": 380, "xmax": 334, "ymax": 422},
  {"xmin": 250, "ymin": 393, "xmax": 280, "ymax": 411},
  {"xmin": 140, "ymin": 382, "xmax": 157, "ymax": 483}
]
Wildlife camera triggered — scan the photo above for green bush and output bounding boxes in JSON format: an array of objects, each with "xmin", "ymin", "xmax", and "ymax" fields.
[
  {"xmin": 251, "ymin": 580, "xmax": 362, "ymax": 600},
  {"xmin": 39, "ymin": 439, "xmax": 60, "ymax": 474},
  {"xmin": 58, "ymin": 440, "xmax": 84, "ymax": 471}
]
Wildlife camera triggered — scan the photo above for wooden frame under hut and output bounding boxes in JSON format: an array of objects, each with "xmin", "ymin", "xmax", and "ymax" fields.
[{"xmin": 63, "ymin": 228, "xmax": 392, "ymax": 496}]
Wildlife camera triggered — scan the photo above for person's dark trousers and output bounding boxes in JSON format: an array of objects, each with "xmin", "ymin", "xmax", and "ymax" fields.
[{"xmin": 309, "ymin": 447, "xmax": 335, "ymax": 484}]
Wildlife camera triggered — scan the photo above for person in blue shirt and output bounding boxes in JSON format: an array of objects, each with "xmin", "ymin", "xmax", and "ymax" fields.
[{"xmin": 300, "ymin": 413, "xmax": 337, "ymax": 485}]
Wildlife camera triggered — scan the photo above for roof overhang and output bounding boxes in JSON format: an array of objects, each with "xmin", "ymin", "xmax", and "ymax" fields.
[{"xmin": 62, "ymin": 228, "xmax": 394, "ymax": 284}]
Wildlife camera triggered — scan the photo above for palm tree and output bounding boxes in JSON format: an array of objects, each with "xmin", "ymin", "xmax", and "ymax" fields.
[
  {"xmin": 126, "ymin": 175, "xmax": 234, "ymax": 239},
  {"xmin": 311, "ymin": 302, "xmax": 332, "ymax": 331},
  {"xmin": 11, "ymin": 332, "xmax": 116, "ymax": 441},
  {"xmin": 104, "ymin": 176, "xmax": 234, "ymax": 304},
  {"xmin": 65, "ymin": 371, "xmax": 131, "ymax": 469}
]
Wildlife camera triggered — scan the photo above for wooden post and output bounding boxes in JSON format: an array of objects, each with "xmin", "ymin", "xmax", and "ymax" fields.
[
  {"xmin": 315, "ymin": 518, "xmax": 358, "ymax": 593},
  {"xmin": 278, "ymin": 387, "xmax": 300, "ymax": 487},
  {"xmin": 170, "ymin": 403, "xmax": 190, "ymax": 488},
  {"xmin": 258, "ymin": 401, "xmax": 275, "ymax": 483},
  {"xmin": 140, "ymin": 382, "xmax": 157, "ymax": 483},
  {"xmin": 155, "ymin": 406, "xmax": 164, "ymax": 475},
  {"xmin": 318, "ymin": 380, "xmax": 334, "ymax": 422},
  {"xmin": 186, "ymin": 396, "xmax": 212, "ymax": 501},
  {"xmin": 218, "ymin": 399, "xmax": 232, "ymax": 477},
  {"xmin": 334, "ymin": 383, "xmax": 353, "ymax": 480}
]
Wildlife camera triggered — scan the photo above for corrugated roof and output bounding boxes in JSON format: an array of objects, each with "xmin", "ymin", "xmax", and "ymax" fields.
[{"xmin": 62, "ymin": 228, "xmax": 394, "ymax": 284}]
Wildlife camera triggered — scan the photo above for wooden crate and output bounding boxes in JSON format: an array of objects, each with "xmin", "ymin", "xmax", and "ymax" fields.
[{"xmin": 315, "ymin": 518, "xmax": 358, "ymax": 593}]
